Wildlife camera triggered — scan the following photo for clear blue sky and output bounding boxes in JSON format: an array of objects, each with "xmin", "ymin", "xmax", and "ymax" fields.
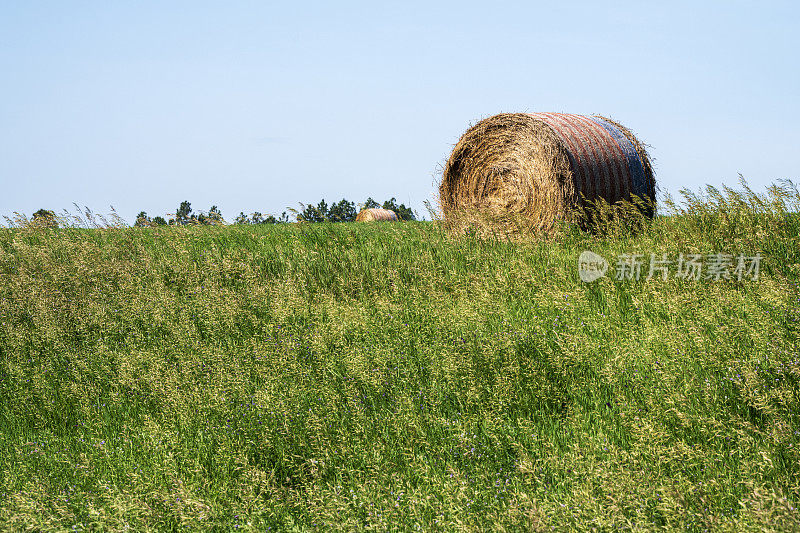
[{"xmin": 1, "ymin": 1, "xmax": 798, "ymax": 223}]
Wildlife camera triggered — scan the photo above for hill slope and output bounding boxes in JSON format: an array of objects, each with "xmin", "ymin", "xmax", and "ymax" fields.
[{"xmin": 1, "ymin": 189, "xmax": 799, "ymax": 530}]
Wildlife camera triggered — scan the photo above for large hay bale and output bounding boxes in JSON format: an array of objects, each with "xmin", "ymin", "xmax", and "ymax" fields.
[
  {"xmin": 439, "ymin": 113, "xmax": 655, "ymax": 233},
  {"xmin": 355, "ymin": 208, "xmax": 399, "ymax": 222}
]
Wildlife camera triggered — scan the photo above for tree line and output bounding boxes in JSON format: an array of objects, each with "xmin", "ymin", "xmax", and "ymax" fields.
[
  {"xmin": 294, "ymin": 197, "xmax": 415, "ymax": 223},
  {"xmin": 24, "ymin": 198, "xmax": 416, "ymax": 228},
  {"xmin": 130, "ymin": 197, "xmax": 415, "ymax": 227},
  {"xmin": 135, "ymin": 201, "xmax": 228, "ymax": 227}
]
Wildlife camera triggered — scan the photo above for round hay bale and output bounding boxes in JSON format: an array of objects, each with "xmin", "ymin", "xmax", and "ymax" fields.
[
  {"xmin": 355, "ymin": 208, "xmax": 399, "ymax": 222},
  {"xmin": 439, "ymin": 112, "xmax": 655, "ymax": 233}
]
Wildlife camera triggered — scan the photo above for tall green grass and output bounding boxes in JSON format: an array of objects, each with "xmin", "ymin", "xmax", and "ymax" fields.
[{"xmin": 1, "ymin": 183, "xmax": 799, "ymax": 531}]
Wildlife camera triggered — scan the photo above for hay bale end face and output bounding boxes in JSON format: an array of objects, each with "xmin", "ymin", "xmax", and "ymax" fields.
[
  {"xmin": 439, "ymin": 112, "xmax": 655, "ymax": 232},
  {"xmin": 355, "ymin": 208, "xmax": 399, "ymax": 222}
]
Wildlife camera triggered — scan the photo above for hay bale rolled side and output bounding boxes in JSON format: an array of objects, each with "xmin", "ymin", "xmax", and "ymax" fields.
[
  {"xmin": 355, "ymin": 208, "xmax": 399, "ymax": 222},
  {"xmin": 438, "ymin": 112, "xmax": 655, "ymax": 233}
]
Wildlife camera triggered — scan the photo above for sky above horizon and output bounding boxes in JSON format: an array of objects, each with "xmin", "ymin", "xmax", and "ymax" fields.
[{"xmin": 1, "ymin": 1, "xmax": 798, "ymax": 223}]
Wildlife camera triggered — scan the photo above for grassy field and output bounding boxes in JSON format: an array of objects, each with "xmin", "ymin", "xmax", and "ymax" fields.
[{"xmin": 1, "ymin": 185, "xmax": 799, "ymax": 531}]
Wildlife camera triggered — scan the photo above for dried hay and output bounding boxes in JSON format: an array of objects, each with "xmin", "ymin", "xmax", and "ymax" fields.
[
  {"xmin": 355, "ymin": 208, "xmax": 399, "ymax": 222},
  {"xmin": 438, "ymin": 113, "xmax": 655, "ymax": 235}
]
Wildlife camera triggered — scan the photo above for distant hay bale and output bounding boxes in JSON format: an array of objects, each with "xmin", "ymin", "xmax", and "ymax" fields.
[
  {"xmin": 439, "ymin": 112, "xmax": 655, "ymax": 234},
  {"xmin": 355, "ymin": 208, "xmax": 399, "ymax": 222}
]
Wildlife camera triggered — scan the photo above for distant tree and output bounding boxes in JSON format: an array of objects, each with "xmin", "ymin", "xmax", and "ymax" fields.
[
  {"xmin": 207, "ymin": 205, "xmax": 223, "ymax": 225},
  {"xmin": 363, "ymin": 197, "xmax": 380, "ymax": 209},
  {"xmin": 235, "ymin": 212, "xmax": 249, "ymax": 225},
  {"xmin": 134, "ymin": 211, "xmax": 151, "ymax": 227},
  {"xmin": 328, "ymin": 199, "xmax": 356, "ymax": 222},
  {"xmin": 152, "ymin": 216, "xmax": 167, "ymax": 226},
  {"xmin": 298, "ymin": 205, "xmax": 316, "ymax": 222},
  {"xmin": 299, "ymin": 199, "xmax": 329, "ymax": 222},
  {"xmin": 176, "ymin": 201, "xmax": 192, "ymax": 225},
  {"xmin": 32, "ymin": 209, "xmax": 58, "ymax": 228},
  {"xmin": 250, "ymin": 212, "xmax": 264, "ymax": 224},
  {"xmin": 316, "ymin": 199, "xmax": 329, "ymax": 220},
  {"xmin": 382, "ymin": 197, "xmax": 416, "ymax": 221},
  {"xmin": 278, "ymin": 211, "xmax": 290, "ymax": 223}
]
